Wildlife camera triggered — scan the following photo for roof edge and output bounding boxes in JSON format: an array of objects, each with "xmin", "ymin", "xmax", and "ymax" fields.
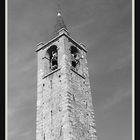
[{"xmin": 35, "ymin": 33, "xmax": 87, "ymax": 53}]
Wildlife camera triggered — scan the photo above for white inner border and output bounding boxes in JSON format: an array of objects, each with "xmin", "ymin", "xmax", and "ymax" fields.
[{"xmin": 5, "ymin": 0, "xmax": 135, "ymax": 140}]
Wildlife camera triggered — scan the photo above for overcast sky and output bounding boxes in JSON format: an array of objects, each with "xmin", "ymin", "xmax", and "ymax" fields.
[{"xmin": 8, "ymin": 0, "xmax": 132, "ymax": 140}]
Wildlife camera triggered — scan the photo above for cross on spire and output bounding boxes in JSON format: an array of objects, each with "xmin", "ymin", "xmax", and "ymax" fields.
[
  {"xmin": 53, "ymin": 3, "xmax": 68, "ymax": 36},
  {"xmin": 57, "ymin": 1, "xmax": 61, "ymax": 14}
]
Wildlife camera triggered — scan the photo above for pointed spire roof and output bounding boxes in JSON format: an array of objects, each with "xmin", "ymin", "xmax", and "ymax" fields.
[{"xmin": 53, "ymin": 11, "xmax": 68, "ymax": 36}]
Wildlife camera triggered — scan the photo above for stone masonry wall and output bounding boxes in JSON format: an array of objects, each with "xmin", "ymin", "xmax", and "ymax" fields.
[{"xmin": 36, "ymin": 33, "xmax": 97, "ymax": 140}]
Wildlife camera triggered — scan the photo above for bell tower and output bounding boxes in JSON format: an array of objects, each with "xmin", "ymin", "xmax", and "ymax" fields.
[{"xmin": 36, "ymin": 11, "xmax": 98, "ymax": 140}]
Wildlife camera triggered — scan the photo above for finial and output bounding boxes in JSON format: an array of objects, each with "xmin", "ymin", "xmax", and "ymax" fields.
[
  {"xmin": 57, "ymin": 12, "xmax": 61, "ymax": 16},
  {"xmin": 53, "ymin": 0, "xmax": 68, "ymax": 36},
  {"xmin": 57, "ymin": 1, "xmax": 61, "ymax": 16}
]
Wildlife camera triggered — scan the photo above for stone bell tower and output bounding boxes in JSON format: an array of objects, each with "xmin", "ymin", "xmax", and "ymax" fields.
[{"xmin": 36, "ymin": 11, "xmax": 98, "ymax": 140}]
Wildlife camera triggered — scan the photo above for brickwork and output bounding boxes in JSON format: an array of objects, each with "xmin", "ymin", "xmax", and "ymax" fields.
[{"xmin": 36, "ymin": 29, "xmax": 97, "ymax": 140}]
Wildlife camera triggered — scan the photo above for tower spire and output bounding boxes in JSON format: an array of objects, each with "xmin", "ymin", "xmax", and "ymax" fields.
[{"xmin": 53, "ymin": 4, "xmax": 68, "ymax": 36}]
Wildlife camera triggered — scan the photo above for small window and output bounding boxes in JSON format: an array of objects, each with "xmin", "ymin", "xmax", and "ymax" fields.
[
  {"xmin": 70, "ymin": 46, "xmax": 80, "ymax": 70},
  {"xmin": 47, "ymin": 45, "xmax": 58, "ymax": 71},
  {"xmin": 44, "ymin": 134, "xmax": 45, "ymax": 140}
]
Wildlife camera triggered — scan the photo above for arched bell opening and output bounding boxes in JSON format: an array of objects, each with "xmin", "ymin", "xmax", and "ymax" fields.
[
  {"xmin": 47, "ymin": 45, "xmax": 58, "ymax": 71},
  {"xmin": 70, "ymin": 46, "xmax": 80, "ymax": 70}
]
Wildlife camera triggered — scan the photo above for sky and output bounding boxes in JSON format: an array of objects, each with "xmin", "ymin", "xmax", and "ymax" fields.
[{"xmin": 8, "ymin": 0, "xmax": 132, "ymax": 140}]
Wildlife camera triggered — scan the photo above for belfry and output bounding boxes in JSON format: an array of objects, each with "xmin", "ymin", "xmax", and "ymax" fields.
[{"xmin": 36, "ymin": 11, "xmax": 98, "ymax": 140}]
